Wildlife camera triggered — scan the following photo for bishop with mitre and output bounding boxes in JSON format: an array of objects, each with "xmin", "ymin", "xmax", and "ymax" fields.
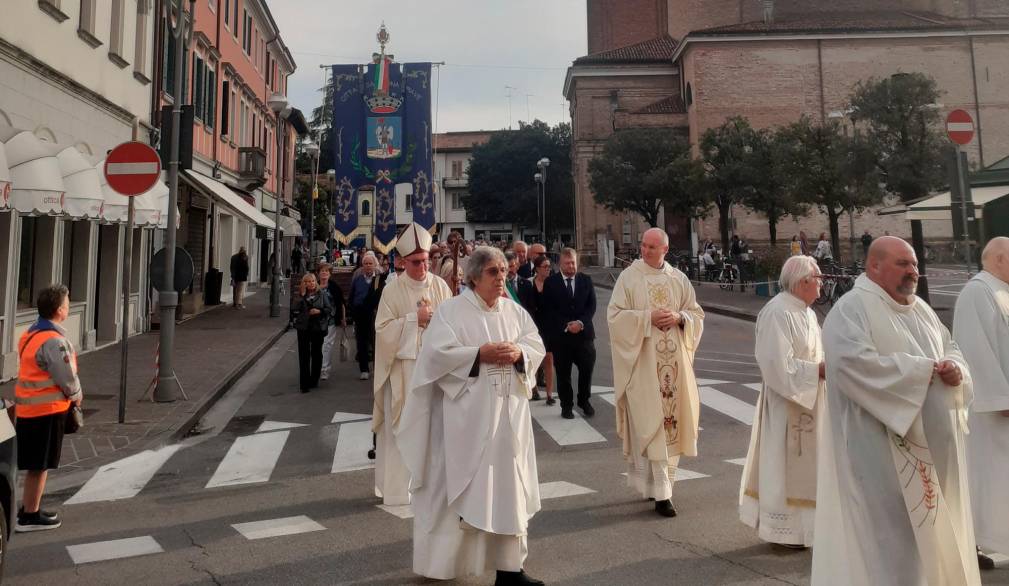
[
  {"xmin": 607, "ymin": 227, "xmax": 704, "ymax": 518},
  {"xmin": 812, "ymin": 236, "xmax": 980, "ymax": 586},
  {"xmin": 372, "ymin": 223, "xmax": 452, "ymax": 506},
  {"xmin": 397, "ymin": 246, "xmax": 545, "ymax": 586}
]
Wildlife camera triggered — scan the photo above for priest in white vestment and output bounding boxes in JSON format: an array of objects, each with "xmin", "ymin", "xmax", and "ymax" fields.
[
  {"xmin": 740, "ymin": 255, "xmax": 824, "ymax": 548},
  {"xmin": 954, "ymin": 237, "xmax": 1009, "ymax": 564},
  {"xmin": 397, "ymin": 246, "xmax": 546, "ymax": 586},
  {"xmin": 812, "ymin": 236, "xmax": 980, "ymax": 586},
  {"xmin": 372, "ymin": 223, "xmax": 452, "ymax": 506},
  {"xmin": 607, "ymin": 227, "xmax": 704, "ymax": 517}
]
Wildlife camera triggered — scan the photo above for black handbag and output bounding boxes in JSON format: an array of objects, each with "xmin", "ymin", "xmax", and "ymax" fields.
[{"xmin": 65, "ymin": 404, "xmax": 83, "ymax": 434}]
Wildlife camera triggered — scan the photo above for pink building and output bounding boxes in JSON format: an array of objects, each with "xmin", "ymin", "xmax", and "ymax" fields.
[{"xmin": 153, "ymin": 0, "xmax": 304, "ymax": 315}]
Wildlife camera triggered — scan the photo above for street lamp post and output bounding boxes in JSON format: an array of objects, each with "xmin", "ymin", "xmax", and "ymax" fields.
[
  {"xmin": 536, "ymin": 157, "xmax": 550, "ymax": 244},
  {"xmin": 155, "ymin": 0, "xmax": 196, "ymax": 403},
  {"xmin": 268, "ymin": 92, "xmax": 289, "ymax": 318},
  {"xmin": 534, "ymin": 172, "xmax": 543, "ymax": 243},
  {"xmin": 305, "ymin": 140, "xmax": 320, "ymax": 263}
]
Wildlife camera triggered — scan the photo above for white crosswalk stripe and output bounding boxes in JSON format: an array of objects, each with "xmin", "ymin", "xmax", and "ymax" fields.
[
  {"xmin": 332, "ymin": 419, "xmax": 375, "ymax": 473},
  {"xmin": 529, "ymin": 400, "xmax": 605, "ymax": 446},
  {"xmin": 232, "ymin": 515, "xmax": 326, "ymax": 540},
  {"xmin": 376, "ymin": 480, "xmax": 598, "ymax": 519},
  {"xmin": 206, "ymin": 430, "xmax": 291, "ymax": 488},
  {"xmin": 67, "ymin": 536, "xmax": 164, "ymax": 565},
  {"xmin": 66, "ymin": 444, "xmax": 184, "ymax": 505},
  {"xmin": 698, "ymin": 386, "xmax": 755, "ymax": 425}
]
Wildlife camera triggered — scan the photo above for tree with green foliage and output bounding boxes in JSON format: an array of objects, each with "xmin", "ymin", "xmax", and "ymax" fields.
[
  {"xmin": 738, "ymin": 128, "xmax": 808, "ymax": 248},
  {"xmin": 588, "ymin": 128, "xmax": 709, "ymax": 230},
  {"xmin": 849, "ymin": 72, "xmax": 946, "ymax": 202},
  {"xmin": 294, "ymin": 175, "xmax": 332, "ymax": 244},
  {"xmin": 464, "ymin": 120, "xmax": 574, "ymax": 239},
  {"xmin": 700, "ymin": 117, "xmax": 765, "ymax": 252},
  {"xmin": 776, "ymin": 117, "xmax": 884, "ymax": 260}
]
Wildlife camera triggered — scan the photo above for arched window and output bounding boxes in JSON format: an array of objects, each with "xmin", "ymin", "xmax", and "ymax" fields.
[
  {"xmin": 685, "ymin": 83, "xmax": 693, "ymax": 108},
  {"xmin": 361, "ymin": 199, "xmax": 371, "ymax": 216}
]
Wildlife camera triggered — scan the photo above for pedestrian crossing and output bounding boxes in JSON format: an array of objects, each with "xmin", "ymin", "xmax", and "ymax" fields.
[{"xmin": 62, "ymin": 378, "xmax": 763, "ymax": 507}]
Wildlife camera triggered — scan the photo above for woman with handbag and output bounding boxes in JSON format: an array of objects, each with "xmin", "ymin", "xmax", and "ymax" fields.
[
  {"xmin": 291, "ymin": 273, "xmax": 332, "ymax": 392},
  {"xmin": 14, "ymin": 285, "xmax": 83, "ymax": 532}
]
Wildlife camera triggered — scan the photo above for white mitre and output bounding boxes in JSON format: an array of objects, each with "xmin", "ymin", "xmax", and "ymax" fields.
[{"xmin": 396, "ymin": 222, "xmax": 433, "ymax": 257}]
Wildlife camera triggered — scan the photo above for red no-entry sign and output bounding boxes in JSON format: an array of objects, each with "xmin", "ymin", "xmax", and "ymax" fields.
[
  {"xmin": 104, "ymin": 141, "xmax": 162, "ymax": 196},
  {"xmin": 946, "ymin": 109, "xmax": 975, "ymax": 146}
]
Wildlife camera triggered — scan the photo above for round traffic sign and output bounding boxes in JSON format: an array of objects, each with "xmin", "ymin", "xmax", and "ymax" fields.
[
  {"xmin": 946, "ymin": 109, "xmax": 975, "ymax": 146},
  {"xmin": 104, "ymin": 141, "xmax": 162, "ymax": 196},
  {"xmin": 150, "ymin": 246, "xmax": 195, "ymax": 293}
]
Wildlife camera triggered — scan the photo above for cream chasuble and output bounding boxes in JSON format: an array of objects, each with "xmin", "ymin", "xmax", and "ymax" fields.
[
  {"xmin": 372, "ymin": 272, "xmax": 452, "ymax": 506},
  {"xmin": 954, "ymin": 271, "xmax": 1009, "ymax": 556},
  {"xmin": 607, "ymin": 260, "xmax": 704, "ymax": 500},
  {"xmin": 813, "ymin": 275, "xmax": 979, "ymax": 586},
  {"xmin": 397, "ymin": 290, "xmax": 545, "ymax": 580},
  {"xmin": 740, "ymin": 292, "xmax": 823, "ymax": 546}
]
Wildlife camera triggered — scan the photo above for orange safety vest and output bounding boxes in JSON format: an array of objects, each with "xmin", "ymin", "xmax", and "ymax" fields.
[{"xmin": 15, "ymin": 328, "xmax": 74, "ymax": 419}]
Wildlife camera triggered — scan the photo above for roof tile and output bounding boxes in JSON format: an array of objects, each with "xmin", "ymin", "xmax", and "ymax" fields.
[{"xmin": 574, "ymin": 35, "xmax": 678, "ymax": 65}]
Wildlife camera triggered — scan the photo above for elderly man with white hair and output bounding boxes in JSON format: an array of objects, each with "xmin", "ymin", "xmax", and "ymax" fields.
[
  {"xmin": 739, "ymin": 255, "xmax": 825, "ymax": 548},
  {"xmin": 954, "ymin": 236, "xmax": 1009, "ymax": 567}
]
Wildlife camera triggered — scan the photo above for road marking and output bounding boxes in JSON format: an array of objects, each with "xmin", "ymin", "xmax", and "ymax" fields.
[
  {"xmin": 232, "ymin": 515, "xmax": 326, "ymax": 540},
  {"xmin": 696, "ymin": 378, "xmax": 729, "ymax": 386},
  {"xmin": 256, "ymin": 421, "xmax": 308, "ymax": 433},
  {"xmin": 699, "ymin": 386, "xmax": 755, "ymax": 425},
  {"xmin": 725, "ymin": 458, "xmax": 747, "ymax": 466},
  {"xmin": 206, "ymin": 431, "xmax": 290, "ymax": 488},
  {"xmin": 331, "ymin": 411, "xmax": 371, "ymax": 424},
  {"xmin": 66, "ymin": 444, "xmax": 184, "ymax": 505},
  {"xmin": 598, "ymin": 393, "xmax": 616, "ymax": 406},
  {"xmin": 332, "ymin": 419, "xmax": 375, "ymax": 473},
  {"xmin": 376, "ymin": 481, "xmax": 596, "ymax": 519},
  {"xmin": 696, "ymin": 357, "xmax": 759, "ymax": 366},
  {"xmin": 742, "ymin": 383, "xmax": 762, "ymax": 392},
  {"xmin": 67, "ymin": 536, "xmax": 163, "ymax": 564},
  {"xmin": 540, "ymin": 480, "xmax": 596, "ymax": 499},
  {"xmin": 530, "ymin": 400, "xmax": 606, "ymax": 446},
  {"xmin": 695, "ymin": 367, "xmax": 762, "ymax": 378},
  {"xmin": 591, "ymin": 385, "xmax": 614, "ymax": 394},
  {"xmin": 621, "ymin": 469, "xmax": 710, "ymax": 482}
]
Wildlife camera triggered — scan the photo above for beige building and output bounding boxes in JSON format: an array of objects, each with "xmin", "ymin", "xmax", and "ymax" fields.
[{"xmin": 566, "ymin": 0, "xmax": 1009, "ymax": 263}]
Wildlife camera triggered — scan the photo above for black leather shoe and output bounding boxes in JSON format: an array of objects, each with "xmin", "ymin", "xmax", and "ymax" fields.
[
  {"xmin": 655, "ymin": 499, "xmax": 677, "ymax": 517},
  {"xmin": 560, "ymin": 408, "xmax": 574, "ymax": 419},
  {"xmin": 531, "ymin": 390, "xmax": 542, "ymax": 401},
  {"xmin": 495, "ymin": 569, "xmax": 544, "ymax": 585},
  {"xmin": 979, "ymin": 547, "xmax": 996, "ymax": 571},
  {"xmin": 579, "ymin": 401, "xmax": 595, "ymax": 417}
]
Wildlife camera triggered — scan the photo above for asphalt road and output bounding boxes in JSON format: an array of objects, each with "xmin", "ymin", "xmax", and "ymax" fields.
[{"xmin": 6, "ymin": 287, "xmax": 1007, "ymax": 585}]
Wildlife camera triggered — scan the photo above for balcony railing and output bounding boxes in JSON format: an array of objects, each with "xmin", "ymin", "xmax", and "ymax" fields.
[
  {"xmin": 237, "ymin": 146, "xmax": 267, "ymax": 191},
  {"xmin": 442, "ymin": 176, "xmax": 468, "ymax": 189}
]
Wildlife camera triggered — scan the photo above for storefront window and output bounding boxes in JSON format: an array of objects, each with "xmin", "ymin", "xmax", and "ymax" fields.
[
  {"xmin": 17, "ymin": 217, "xmax": 37, "ymax": 309},
  {"xmin": 61, "ymin": 219, "xmax": 91, "ymax": 302}
]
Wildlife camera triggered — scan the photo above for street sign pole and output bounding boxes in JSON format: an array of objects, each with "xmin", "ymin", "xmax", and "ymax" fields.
[
  {"xmin": 955, "ymin": 146, "xmax": 974, "ymax": 276},
  {"xmin": 119, "ymin": 196, "xmax": 134, "ymax": 423},
  {"xmin": 946, "ymin": 109, "xmax": 977, "ymax": 278}
]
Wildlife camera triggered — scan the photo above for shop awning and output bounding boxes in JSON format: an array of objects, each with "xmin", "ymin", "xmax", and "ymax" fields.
[
  {"xmin": 905, "ymin": 186, "xmax": 1009, "ymax": 221},
  {"xmin": 56, "ymin": 146, "xmax": 103, "ymax": 219},
  {"xmin": 278, "ymin": 214, "xmax": 302, "ymax": 237},
  {"xmin": 183, "ymin": 171, "xmax": 275, "ymax": 228},
  {"xmin": 0, "ymin": 126, "xmax": 65, "ymax": 214},
  {"xmin": 97, "ymin": 159, "xmax": 176, "ymax": 228}
]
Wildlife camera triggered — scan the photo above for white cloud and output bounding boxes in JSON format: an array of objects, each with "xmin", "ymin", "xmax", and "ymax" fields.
[{"xmin": 268, "ymin": 0, "xmax": 587, "ymax": 132}]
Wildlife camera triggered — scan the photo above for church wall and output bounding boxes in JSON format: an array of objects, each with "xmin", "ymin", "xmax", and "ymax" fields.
[{"xmin": 683, "ymin": 34, "xmax": 1009, "ymax": 249}]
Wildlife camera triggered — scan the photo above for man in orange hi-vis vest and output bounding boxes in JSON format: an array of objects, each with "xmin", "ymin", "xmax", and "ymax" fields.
[{"xmin": 14, "ymin": 285, "xmax": 82, "ymax": 532}]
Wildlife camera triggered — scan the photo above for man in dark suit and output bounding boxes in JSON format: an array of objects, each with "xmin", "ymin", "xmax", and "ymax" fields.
[{"xmin": 543, "ymin": 248, "xmax": 597, "ymax": 419}]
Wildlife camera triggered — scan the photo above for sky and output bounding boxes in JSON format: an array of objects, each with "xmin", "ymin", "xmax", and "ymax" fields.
[{"xmin": 269, "ymin": 0, "xmax": 588, "ymax": 133}]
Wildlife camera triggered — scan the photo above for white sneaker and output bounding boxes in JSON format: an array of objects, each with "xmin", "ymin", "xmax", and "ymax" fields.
[
  {"xmin": 359, "ymin": 372, "xmax": 370, "ymax": 381},
  {"xmin": 320, "ymin": 372, "xmax": 329, "ymax": 381}
]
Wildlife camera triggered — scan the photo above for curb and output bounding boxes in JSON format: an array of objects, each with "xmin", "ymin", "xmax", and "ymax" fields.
[{"xmin": 168, "ymin": 323, "xmax": 289, "ymax": 443}]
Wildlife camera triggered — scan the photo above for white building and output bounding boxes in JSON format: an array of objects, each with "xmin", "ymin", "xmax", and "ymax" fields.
[
  {"xmin": 0, "ymin": 0, "xmax": 163, "ymax": 379},
  {"xmin": 432, "ymin": 130, "xmax": 522, "ymax": 242}
]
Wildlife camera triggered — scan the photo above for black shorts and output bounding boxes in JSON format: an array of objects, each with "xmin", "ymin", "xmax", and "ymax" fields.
[{"xmin": 16, "ymin": 411, "xmax": 66, "ymax": 471}]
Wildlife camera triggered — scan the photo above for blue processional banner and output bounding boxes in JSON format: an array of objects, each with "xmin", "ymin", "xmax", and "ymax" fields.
[
  {"xmin": 330, "ymin": 64, "xmax": 365, "ymax": 244},
  {"xmin": 329, "ymin": 56, "xmax": 435, "ymax": 250}
]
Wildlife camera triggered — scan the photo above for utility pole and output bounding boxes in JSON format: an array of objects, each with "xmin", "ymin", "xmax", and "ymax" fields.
[
  {"xmin": 155, "ymin": 0, "xmax": 195, "ymax": 402},
  {"xmin": 505, "ymin": 86, "xmax": 516, "ymax": 129}
]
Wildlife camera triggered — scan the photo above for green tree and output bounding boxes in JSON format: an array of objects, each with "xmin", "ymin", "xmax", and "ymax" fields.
[
  {"xmin": 777, "ymin": 117, "xmax": 884, "ymax": 259},
  {"xmin": 700, "ymin": 117, "xmax": 763, "ymax": 252},
  {"xmin": 849, "ymin": 72, "xmax": 946, "ymax": 201},
  {"xmin": 738, "ymin": 128, "xmax": 808, "ymax": 248},
  {"xmin": 464, "ymin": 120, "xmax": 574, "ymax": 238},
  {"xmin": 588, "ymin": 128, "xmax": 708, "ymax": 229},
  {"xmin": 294, "ymin": 175, "xmax": 332, "ymax": 244}
]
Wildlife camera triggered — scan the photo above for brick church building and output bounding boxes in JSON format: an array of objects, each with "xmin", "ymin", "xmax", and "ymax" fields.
[{"xmin": 565, "ymin": 0, "xmax": 1009, "ymax": 261}]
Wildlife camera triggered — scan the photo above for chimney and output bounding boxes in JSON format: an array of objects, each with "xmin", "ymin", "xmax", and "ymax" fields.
[{"xmin": 763, "ymin": 0, "xmax": 775, "ymax": 25}]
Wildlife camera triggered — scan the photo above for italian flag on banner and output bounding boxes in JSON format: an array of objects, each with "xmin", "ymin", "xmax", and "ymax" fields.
[{"xmin": 374, "ymin": 57, "xmax": 390, "ymax": 94}]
